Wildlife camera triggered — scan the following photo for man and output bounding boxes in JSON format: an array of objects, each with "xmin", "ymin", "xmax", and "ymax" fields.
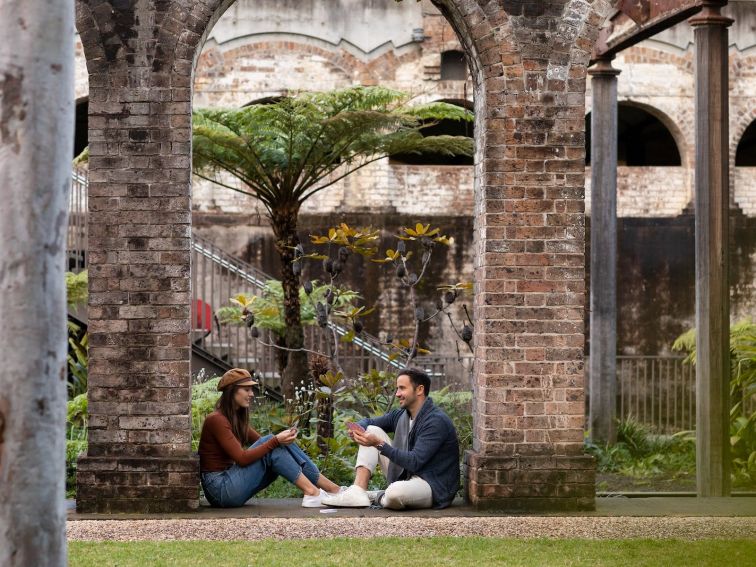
[{"xmin": 322, "ymin": 368, "xmax": 460, "ymax": 510}]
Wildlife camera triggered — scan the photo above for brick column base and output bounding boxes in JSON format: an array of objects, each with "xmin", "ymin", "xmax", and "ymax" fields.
[
  {"xmin": 464, "ymin": 451, "xmax": 596, "ymax": 511},
  {"xmin": 76, "ymin": 455, "xmax": 200, "ymax": 513}
]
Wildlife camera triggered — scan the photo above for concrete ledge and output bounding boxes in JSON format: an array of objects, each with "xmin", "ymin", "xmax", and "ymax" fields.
[{"xmin": 67, "ymin": 495, "xmax": 756, "ymax": 521}]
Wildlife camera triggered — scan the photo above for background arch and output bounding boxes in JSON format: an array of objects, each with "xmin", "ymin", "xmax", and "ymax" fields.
[
  {"xmin": 585, "ymin": 101, "xmax": 685, "ymax": 167},
  {"xmin": 736, "ymin": 118, "xmax": 756, "ymax": 166}
]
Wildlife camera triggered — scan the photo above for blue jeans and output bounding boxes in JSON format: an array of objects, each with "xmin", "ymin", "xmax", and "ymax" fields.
[{"xmin": 201, "ymin": 435, "xmax": 320, "ymax": 508}]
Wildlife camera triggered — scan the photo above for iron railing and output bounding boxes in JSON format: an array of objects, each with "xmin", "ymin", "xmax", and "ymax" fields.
[
  {"xmin": 67, "ymin": 169, "xmax": 88, "ymax": 273},
  {"xmin": 616, "ymin": 355, "xmax": 755, "ymax": 434},
  {"xmin": 616, "ymin": 355, "xmax": 695, "ymax": 433},
  {"xmin": 191, "ymin": 232, "xmax": 469, "ymax": 389}
]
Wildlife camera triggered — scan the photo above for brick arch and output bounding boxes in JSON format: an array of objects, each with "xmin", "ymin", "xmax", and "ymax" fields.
[
  {"xmin": 73, "ymin": 0, "xmax": 621, "ymax": 513},
  {"xmin": 732, "ymin": 107, "xmax": 756, "ymax": 164},
  {"xmin": 616, "ymin": 100, "xmax": 689, "ymax": 168},
  {"xmin": 73, "ymin": 3, "xmax": 103, "ymax": 71}
]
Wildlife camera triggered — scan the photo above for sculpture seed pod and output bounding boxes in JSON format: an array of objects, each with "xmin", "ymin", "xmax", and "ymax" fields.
[{"xmin": 461, "ymin": 325, "xmax": 473, "ymax": 343}]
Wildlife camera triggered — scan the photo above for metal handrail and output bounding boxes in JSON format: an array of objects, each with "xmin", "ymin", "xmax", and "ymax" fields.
[
  {"xmin": 190, "ymin": 232, "xmax": 400, "ymax": 367},
  {"xmin": 68, "ymin": 170, "xmax": 414, "ymax": 384}
]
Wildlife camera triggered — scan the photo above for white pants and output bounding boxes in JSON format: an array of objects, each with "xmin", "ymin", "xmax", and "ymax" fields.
[{"xmin": 355, "ymin": 425, "xmax": 433, "ymax": 510}]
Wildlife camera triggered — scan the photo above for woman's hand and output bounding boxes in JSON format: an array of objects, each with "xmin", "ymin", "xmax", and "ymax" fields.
[{"xmin": 276, "ymin": 427, "xmax": 298, "ymax": 445}]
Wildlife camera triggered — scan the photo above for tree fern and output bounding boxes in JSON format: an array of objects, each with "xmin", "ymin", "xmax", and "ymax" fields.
[{"xmin": 192, "ymin": 87, "xmax": 473, "ymax": 397}]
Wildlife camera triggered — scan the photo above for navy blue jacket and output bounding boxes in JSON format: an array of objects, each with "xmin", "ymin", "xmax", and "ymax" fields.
[{"xmin": 358, "ymin": 398, "xmax": 460, "ymax": 509}]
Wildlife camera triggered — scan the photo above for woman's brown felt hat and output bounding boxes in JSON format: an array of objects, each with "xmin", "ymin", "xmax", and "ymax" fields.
[{"xmin": 217, "ymin": 368, "xmax": 258, "ymax": 391}]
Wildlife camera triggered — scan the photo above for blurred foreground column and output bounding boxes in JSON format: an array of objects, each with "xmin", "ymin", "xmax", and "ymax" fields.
[{"xmin": 0, "ymin": 0, "xmax": 74, "ymax": 565}]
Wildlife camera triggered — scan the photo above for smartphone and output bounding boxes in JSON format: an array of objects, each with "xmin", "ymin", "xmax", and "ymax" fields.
[{"xmin": 346, "ymin": 421, "xmax": 365, "ymax": 434}]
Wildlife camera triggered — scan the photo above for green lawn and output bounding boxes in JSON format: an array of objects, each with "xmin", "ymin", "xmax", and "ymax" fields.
[{"xmin": 69, "ymin": 537, "xmax": 756, "ymax": 566}]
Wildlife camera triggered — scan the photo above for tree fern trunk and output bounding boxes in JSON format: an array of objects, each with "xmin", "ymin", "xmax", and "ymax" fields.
[
  {"xmin": 0, "ymin": 0, "xmax": 73, "ymax": 564},
  {"xmin": 270, "ymin": 203, "xmax": 307, "ymax": 402}
]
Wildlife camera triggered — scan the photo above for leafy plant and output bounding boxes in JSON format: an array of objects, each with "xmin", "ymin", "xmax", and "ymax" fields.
[
  {"xmin": 66, "ymin": 271, "xmax": 89, "ymax": 398},
  {"xmin": 191, "ymin": 376, "xmax": 221, "ymax": 451},
  {"xmin": 65, "ymin": 270, "xmax": 88, "ymax": 309},
  {"xmin": 66, "ymin": 319, "xmax": 89, "ymax": 398},
  {"xmin": 585, "ymin": 417, "xmax": 696, "ymax": 481},
  {"xmin": 217, "ymin": 280, "xmax": 360, "ymax": 338},
  {"xmin": 672, "ymin": 321, "xmax": 756, "ymax": 485},
  {"xmin": 66, "ymin": 394, "xmax": 88, "ymax": 497}
]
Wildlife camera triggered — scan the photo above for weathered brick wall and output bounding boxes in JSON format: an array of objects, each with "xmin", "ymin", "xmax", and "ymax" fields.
[
  {"xmin": 585, "ymin": 166, "xmax": 691, "ymax": 217},
  {"xmin": 735, "ymin": 167, "xmax": 756, "ymax": 216},
  {"xmin": 193, "ymin": 160, "xmax": 474, "ymax": 216}
]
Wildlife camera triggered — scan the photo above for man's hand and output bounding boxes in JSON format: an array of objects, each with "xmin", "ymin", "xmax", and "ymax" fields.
[
  {"xmin": 275, "ymin": 427, "xmax": 297, "ymax": 445},
  {"xmin": 352, "ymin": 428, "xmax": 382, "ymax": 447}
]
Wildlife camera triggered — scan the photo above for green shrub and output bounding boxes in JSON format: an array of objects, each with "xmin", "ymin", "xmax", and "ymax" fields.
[
  {"xmin": 673, "ymin": 320, "xmax": 756, "ymax": 485},
  {"xmin": 66, "ymin": 394, "xmax": 88, "ymax": 497},
  {"xmin": 190, "ymin": 376, "xmax": 221, "ymax": 451},
  {"xmin": 586, "ymin": 417, "xmax": 696, "ymax": 480}
]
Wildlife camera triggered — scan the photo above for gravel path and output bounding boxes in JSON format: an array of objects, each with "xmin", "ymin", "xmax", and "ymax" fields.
[{"xmin": 67, "ymin": 516, "xmax": 756, "ymax": 541}]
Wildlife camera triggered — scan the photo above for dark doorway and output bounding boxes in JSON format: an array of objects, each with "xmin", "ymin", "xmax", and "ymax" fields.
[
  {"xmin": 586, "ymin": 103, "xmax": 682, "ymax": 166},
  {"xmin": 440, "ymin": 50, "xmax": 467, "ymax": 81},
  {"xmin": 74, "ymin": 98, "xmax": 88, "ymax": 159},
  {"xmin": 736, "ymin": 120, "xmax": 756, "ymax": 166},
  {"xmin": 389, "ymin": 99, "xmax": 473, "ymax": 166}
]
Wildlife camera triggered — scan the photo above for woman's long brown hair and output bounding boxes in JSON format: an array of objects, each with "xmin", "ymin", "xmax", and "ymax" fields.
[{"xmin": 216, "ymin": 386, "xmax": 250, "ymax": 445}]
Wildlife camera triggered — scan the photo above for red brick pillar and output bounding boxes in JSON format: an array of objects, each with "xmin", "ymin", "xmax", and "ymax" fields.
[
  {"xmin": 75, "ymin": 3, "xmax": 199, "ymax": 513},
  {"xmin": 458, "ymin": 0, "xmax": 597, "ymax": 511}
]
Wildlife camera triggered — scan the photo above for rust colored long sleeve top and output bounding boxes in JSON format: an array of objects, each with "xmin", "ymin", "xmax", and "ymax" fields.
[{"xmin": 198, "ymin": 411, "xmax": 280, "ymax": 472}]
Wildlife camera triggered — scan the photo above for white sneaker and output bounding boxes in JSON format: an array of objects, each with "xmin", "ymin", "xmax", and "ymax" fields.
[
  {"xmin": 320, "ymin": 485, "xmax": 371, "ymax": 507},
  {"xmin": 301, "ymin": 488, "xmax": 327, "ymax": 508}
]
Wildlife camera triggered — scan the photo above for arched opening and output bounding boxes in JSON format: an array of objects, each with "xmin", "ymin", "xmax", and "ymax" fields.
[
  {"xmin": 585, "ymin": 103, "xmax": 682, "ymax": 166},
  {"xmin": 73, "ymin": 98, "xmax": 88, "ymax": 159},
  {"xmin": 389, "ymin": 98, "xmax": 473, "ymax": 166},
  {"xmin": 736, "ymin": 120, "xmax": 756, "ymax": 166},
  {"xmin": 440, "ymin": 50, "xmax": 467, "ymax": 81}
]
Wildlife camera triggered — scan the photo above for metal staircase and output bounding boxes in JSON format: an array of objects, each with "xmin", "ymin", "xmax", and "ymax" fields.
[{"xmin": 67, "ymin": 170, "xmax": 423, "ymax": 392}]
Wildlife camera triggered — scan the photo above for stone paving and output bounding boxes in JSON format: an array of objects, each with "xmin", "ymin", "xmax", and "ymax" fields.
[{"xmin": 66, "ymin": 497, "xmax": 756, "ymax": 541}]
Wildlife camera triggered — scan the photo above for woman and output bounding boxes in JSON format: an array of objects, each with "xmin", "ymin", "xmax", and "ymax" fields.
[{"xmin": 199, "ymin": 368, "xmax": 341, "ymax": 507}]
